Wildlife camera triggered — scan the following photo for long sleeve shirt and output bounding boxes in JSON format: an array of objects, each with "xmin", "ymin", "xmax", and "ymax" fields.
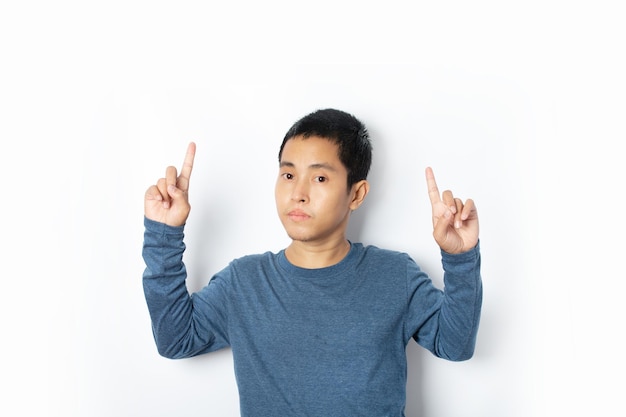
[{"xmin": 142, "ymin": 217, "xmax": 482, "ymax": 416}]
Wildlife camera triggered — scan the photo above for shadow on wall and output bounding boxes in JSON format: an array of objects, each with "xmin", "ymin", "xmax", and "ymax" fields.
[{"xmin": 405, "ymin": 340, "xmax": 425, "ymax": 417}]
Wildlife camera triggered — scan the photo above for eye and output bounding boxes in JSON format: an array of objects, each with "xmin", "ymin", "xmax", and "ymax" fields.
[
  {"xmin": 282, "ymin": 173, "xmax": 294, "ymax": 180},
  {"xmin": 315, "ymin": 176, "xmax": 327, "ymax": 183}
]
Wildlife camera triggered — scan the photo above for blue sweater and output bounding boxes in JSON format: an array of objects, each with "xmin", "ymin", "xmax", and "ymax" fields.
[{"xmin": 142, "ymin": 217, "xmax": 482, "ymax": 416}]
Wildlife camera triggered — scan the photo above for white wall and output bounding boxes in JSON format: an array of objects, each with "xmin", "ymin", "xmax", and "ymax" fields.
[{"xmin": 2, "ymin": 1, "xmax": 625, "ymax": 416}]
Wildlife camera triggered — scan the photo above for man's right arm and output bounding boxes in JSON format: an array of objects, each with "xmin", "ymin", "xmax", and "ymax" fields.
[
  {"xmin": 142, "ymin": 143, "xmax": 229, "ymax": 358},
  {"xmin": 142, "ymin": 217, "xmax": 229, "ymax": 358}
]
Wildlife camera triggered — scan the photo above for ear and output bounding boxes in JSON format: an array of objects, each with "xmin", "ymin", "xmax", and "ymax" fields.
[{"xmin": 349, "ymin": 180, "xmax": 370, "ymax": 210}]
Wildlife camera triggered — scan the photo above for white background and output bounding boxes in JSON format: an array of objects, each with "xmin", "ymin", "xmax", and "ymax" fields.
[{"xmin": 1, "ymin": 1, "xmax": 625, "ymax": 416}]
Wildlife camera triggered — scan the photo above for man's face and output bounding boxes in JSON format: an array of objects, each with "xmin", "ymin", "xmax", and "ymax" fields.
[{"xmin": 275, "ymin": 135, "xmax": 358, "ymax": 245}]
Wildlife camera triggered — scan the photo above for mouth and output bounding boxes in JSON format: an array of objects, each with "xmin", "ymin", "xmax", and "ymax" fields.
[{"xmin": 287, "ymin": 209, "xmax": 311, "ymax": 222}]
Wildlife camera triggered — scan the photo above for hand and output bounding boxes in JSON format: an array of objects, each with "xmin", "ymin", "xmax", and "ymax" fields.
[
  {"xmin": 426, "ymin": 167, "xmax": 479, "ymax": 254},
  {"xmin": 144, "ymin": 142, "xmax": 196, "ymax": 227}
]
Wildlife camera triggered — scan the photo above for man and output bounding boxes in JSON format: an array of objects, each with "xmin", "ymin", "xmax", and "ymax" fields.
[{"xmin": 142, "ymin": 108, "xmax": 482, "ymax": 416}]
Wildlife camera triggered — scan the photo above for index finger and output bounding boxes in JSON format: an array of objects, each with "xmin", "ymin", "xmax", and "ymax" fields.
[
  {"xmin": 177, "ymin": 141, "xmax": 196, "ymax": 192},
  {"xmin": 425, "ymin": 166, "xmax": 441, "ymax": 204}
]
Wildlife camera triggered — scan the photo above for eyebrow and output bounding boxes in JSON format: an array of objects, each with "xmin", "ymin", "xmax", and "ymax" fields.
[{"xmin": 279, "ymin": 161, "xmax": 338, "ymax": 172}]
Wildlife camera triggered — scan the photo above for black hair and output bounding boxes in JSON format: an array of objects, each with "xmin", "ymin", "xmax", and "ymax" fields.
[{"xmin": 278, "ymin": 108, "xmax": 372, "ymax": 188}]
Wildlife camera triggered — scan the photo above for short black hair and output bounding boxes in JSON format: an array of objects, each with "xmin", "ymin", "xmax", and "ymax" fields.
[{"xmin": 278, "ymin": 108, "xmax": 372, "ymax": 188}]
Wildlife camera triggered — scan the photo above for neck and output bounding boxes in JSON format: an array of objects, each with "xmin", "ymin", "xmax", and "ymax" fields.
[{"xmin": 285, "ymin": 238, "xmax": 351, "ymax": 269}]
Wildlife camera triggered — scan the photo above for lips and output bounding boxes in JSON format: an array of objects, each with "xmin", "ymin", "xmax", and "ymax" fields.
[{"xmin": 287, "ymin": 209, "xmax": 311, "ymax": 222}]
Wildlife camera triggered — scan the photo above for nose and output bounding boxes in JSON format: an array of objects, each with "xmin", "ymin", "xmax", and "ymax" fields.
[{"xmin": 291, "ymin": 178, "xmax": 309, "ymax": 203}]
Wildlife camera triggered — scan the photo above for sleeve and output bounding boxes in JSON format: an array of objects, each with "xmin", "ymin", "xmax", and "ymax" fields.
[
  {"xmin": 142, "ymin": 217, "xmax": 230, "ymax": 359},
  {"xmin": 406, "ymin": 242, "xmax": 482, "ymax": 361}
]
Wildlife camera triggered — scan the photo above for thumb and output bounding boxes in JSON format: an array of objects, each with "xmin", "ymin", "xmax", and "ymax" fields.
[
  {"xmin": 165, "ymin": 184, "xmax": 191, "ymax": 227},
  {"xmin": 167, "ymin": 184, "xmax": 185, "ymax": 201},
  {"xmin": 433, "ymin": 208, "xmax": 453, "ymax": 246}
]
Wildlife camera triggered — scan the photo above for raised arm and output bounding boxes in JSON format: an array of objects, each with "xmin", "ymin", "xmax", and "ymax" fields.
[
  {"xmin": 144, "ymin": 142, "xmax": 196, "ymax": 226},
  {"xmin": 425, "ymin": 167, "xmax": 479, "ymax": 254},
  {"xmin": 410, "ymin": 168, "xmax": 482, "ymax": 360},
  {"xmin": 142, "ymin": 142, "xmax": 230, "ymax": 358}
]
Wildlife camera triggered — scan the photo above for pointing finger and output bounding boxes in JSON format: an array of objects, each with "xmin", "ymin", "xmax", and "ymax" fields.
[
  {"xmin": 177, "ymin": 142, "xmax": 196, "ymax": 193},
  {"xmin": 425, "ymin": 167, "xmax": 441, "ymax": 205}
]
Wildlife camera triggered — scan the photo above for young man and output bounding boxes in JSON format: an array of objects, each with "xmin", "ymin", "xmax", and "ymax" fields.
[{"xmin": 142, "ymin": 109, "xmax": 482, "ymax": 416}]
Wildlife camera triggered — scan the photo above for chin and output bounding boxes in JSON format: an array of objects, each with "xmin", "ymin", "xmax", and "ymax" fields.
[
  {"xmin": 286, "ymin": 231, "xmax": 314, "ymax": 242},
  {"xmin": 285, "ymin": 225, "xmax": 324, "ymax": 242},
  {"xmin": 281, "ymin": 221, "xmax": 310, "ymax": 242}
]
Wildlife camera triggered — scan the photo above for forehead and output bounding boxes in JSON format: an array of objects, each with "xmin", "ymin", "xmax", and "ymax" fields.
[{"xmin": 280, "ymin": 135, "xmax": 341, "ymax": 164}]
